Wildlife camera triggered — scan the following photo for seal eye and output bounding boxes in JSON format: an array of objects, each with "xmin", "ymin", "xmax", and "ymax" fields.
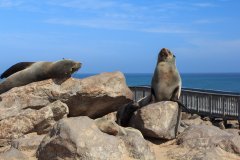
[{"xmin": 173, "ymin": 55, "xmax": 176, "ymax": 58}]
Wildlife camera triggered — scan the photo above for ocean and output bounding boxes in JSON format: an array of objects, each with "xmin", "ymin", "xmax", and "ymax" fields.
[{"xmin": 74, "ymin": 73, "xmax": 240, "ymax": 93}]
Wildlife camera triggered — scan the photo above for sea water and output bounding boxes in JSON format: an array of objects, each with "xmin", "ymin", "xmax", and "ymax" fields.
[{"xmin": 74, "ymin": 73, "xmax": 240, "ymax": 93}]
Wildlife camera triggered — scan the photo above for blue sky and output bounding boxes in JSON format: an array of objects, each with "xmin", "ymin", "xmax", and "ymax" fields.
[{"xmin": 0, "ymin": 0, "xmax": 240, "ymax": 73}]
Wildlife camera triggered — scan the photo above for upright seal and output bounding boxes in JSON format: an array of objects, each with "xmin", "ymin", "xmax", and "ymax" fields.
[
  {"xmin": 151, "ymin": 48, "xmax": 181, "ymax": 102},
  {"xmin": 151, "ymin": 48, "xmax": 188, "ymax": 137}
]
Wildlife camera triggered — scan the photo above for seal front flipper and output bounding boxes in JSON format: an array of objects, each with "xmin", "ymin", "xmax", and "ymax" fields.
[
  {"xmin": 1, "ymin": 62, "xmax": 34, "ymax": 79},
  {"xmin": 170, "ymin": 86, "xmax": 191, "ymax": 113}
]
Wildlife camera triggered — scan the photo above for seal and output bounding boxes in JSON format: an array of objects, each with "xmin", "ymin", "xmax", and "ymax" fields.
[
  {"xmin": 151, "ymin": 48, "xmax": 181, "ymax": 102},
  {"xmin": 0, "ymin": 59, "xmax": 81, "ymax": 94},
  {"xmin": 151, "ymin": 48, "xmax": 189, "ymax": 137}
]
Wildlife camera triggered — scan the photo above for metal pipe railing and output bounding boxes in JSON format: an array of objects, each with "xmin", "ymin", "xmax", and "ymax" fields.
[{"xmin": 129, "ymin": 86, "xmax": 240, "ymax": 125}]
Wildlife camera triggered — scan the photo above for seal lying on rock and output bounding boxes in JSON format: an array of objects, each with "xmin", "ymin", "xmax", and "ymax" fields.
[{"xmin": 0, "ymin": 59, "xmax": 81, "ymax": 94}]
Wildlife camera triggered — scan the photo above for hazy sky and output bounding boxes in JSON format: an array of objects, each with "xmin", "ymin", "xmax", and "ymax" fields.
[{"xmin": 0, "ymin": 0, "xmax": 240, "ymax": 73}]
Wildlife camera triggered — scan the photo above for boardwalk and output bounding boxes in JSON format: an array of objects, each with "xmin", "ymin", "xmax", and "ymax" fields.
[{"xmin": 129, "ymin": 86, "xmax": 240, "ymax": 125}]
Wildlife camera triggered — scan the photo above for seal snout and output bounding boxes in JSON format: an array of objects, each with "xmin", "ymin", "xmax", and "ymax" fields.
[
  {"xmin": 160, "ymin": 48, "xmax": 170, "ymax": 57},
  {"xmin": 76, "ymin": 62, "xmax": 82, "ymax": 69},
  {"xmin": 71, "ymin": 62, "xmax": 82, "ymax": 73}
]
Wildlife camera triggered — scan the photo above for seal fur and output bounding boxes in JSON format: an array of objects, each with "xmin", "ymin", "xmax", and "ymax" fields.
[
  {"xmin": 0, "ymin": 59, "xmax": 81, "ymax": 94},
  {"xmin": 151, "ymin": 48, "xmax": 189, "ymax": 137}
]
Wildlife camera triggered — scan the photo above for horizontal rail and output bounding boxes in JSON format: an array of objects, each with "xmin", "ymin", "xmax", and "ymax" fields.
[{"xmin": 129, "ymin": 86, "xmax": 240, "ymax": 123}]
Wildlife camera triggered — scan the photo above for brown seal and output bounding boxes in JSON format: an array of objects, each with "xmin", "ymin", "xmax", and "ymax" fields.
[
  {"xmin": 151, "ymin": 48, "xmax": 189, "ymax": 137},
  {"xmin": 0, "ymin": 59, "xmax": 81, "ymax": 94},
  {"xmin": 151, "ymin": 48, "xmax": 181, "ymax": 101}
]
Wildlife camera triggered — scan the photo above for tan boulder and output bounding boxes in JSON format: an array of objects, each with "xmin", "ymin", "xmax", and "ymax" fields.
[
  {"xmin": 0, "ymin": 72, "xmax": 133, "ymax": 120},
  {"xmin": 129, "ymin": 101, "xmax": 179, "ymax": 139},
  {"xmin": 0, "ymin": 100, "xmax": 68, "ymax": 139},
  {"xmin": 11, "ymin": 133, "xmax": 45, "ymax": 152},
  {"xmin": 37, "ymin": 116, "xmax": 155, "ymax": 160},
  {"xmin": 0, "ymin": 147, "xmax": 29, "ymax": 160},
  {"xmin": 177, "ymin": 124, "xmax": 240, "ymax": 155}
]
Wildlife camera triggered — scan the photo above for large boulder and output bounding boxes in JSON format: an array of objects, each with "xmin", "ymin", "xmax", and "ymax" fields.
[
  {"xmin": 37, "ymin": 117, "xmax": 155, "ymax": 160},
  {"xmin": 177, "ymin": 125, "xmax": 240, "ymax": 155},
  {"xmin": 129, "ymin": 101, "xmax": 179, "ymax": 139},
  {"xmin": 0, "ymin": 100, "xmax": 68, "ymax": 139},
  {"xmin": 166, "ymin": 146, "xmax": 240, "ymax": 160},
  {"xmin": 179, "ymin": 116, "xmax": 213, "ymax": 133},
  {"xmin": 0, "ymin": 147, "xmax": 29, "ymax": 160},
  {"xmin": 11, "ymin": 133, "xmax": 45, "ymax": 152},
  {"xmin": 0, "ymin": 72, "xmax": 133, "ymax": 120}
]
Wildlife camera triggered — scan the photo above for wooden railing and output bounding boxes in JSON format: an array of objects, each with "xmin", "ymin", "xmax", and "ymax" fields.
[{"xmin": 129, "ymin": 86, "xmax": 240, "ymax": 123}]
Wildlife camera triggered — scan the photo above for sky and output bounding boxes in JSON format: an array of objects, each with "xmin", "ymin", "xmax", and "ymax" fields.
[{"xmin": 0, "ymin": 0, "xmax": 240, "ymax": 74}]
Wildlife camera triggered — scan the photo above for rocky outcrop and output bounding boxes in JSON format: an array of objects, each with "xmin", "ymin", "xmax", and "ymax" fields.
[
  {"xmin": 179, "ymin": 116, "xmax": 213, "ymax": 133},
  {"xmin": 177, "ymin": 125, "xmax": 240, "ymax": 155},
  {"xmin": 148, "ymin": 125, "xmax": 240, "ymax": 160},
  {"xmin": 101, "ymin": 111, "xmax": 117, "ymax": 122},
  {"xmin": 37, "ymin": 117, "xmax": 155, "ymax": 160},
  {"xmin": 0, "ymin": 100, "xmax": 68, "ymax": 139},
  {"xmin": 1, "ymin": 70, "xmax": 239, "ymax": 160},
  {"xmin": 95, "ymin": 117, "xmax": 125, "ymax": 136},
  {"xmin": 11, "ymin": 133, "xmax": 45, "ymax": 152},
  {"xmin": 0, "ymin": 147, "xmax": 29, "ymax": 160},
  {"xmin": 225, "ymin": 129, "xmax": 240, "ymax": 136},
  {"xmin": 0, "ymin": 72, "xmax": 133, "ymax": 120},
  {"xmin": 166, "ymin": 145, "xmax": 240, "ymax": 160},
  {"xmin": 129, "ymin": 101, "xmax": 179, "ymax": 139}
]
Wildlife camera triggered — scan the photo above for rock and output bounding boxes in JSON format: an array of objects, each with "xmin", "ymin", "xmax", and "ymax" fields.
[
  {"xmin": 0, "ymin": 147, "xmax": 29, "ymax": 160},
  {"xmin": 37, "ymin": 116, "xmax": 155, "ymax": 160},
  {"xmin": 177, "ymin": 124, "xmax": 240, "ymax": 155},
  {"xmin": 202, "ymin": 116, "xmax": 211, "ymax": 121},
  {"xmin": 166, "ymin": 146, "xmax": 240, "ymax": 160},
  {"xmin": 0, "ymin": 72, "xmax": 133, "ymax": 120},
  {"xmin": 119, "ymin": 127, "xmax": 155, "ymax": 160},
  {"xmin": 101, "ymin": 111, "xmax": 117, "ymax": 122},
  {"xmin": 180, "ymin": 117, "xmax": 213, "ymax": 133},
  {"xmin": 181, "ymin": 117, "xmax": 211, "ymax": 126},
  {"xmin": 228, "ymin": 120, "xmax": 240, "ymax": 129},
  {"xmin": 0, "ymin": 145, "xmax": 11, "ymax": 154},
  {"xmin": 95, "ymin": 117, "xmax": 124, "ymax": 136},
  {"xmin": 181, "ymin": 112, "xmax": 192, "ymax": 120},
  {"xmin": 225, "ymin": 129, "xmax": 240, "ymax": 136},
  {"xmin": 129, "ymin": 101, "xmax": 179, "ymax": 140},
  {"xmin": 0, "ymin": 139, "xmax": 11, "ymax": 147},
  {"xmin": 0, "ymin": 100, "xmax": 68, "ymax": 139},
  {"xmin": 11, "ymin": 133, "xmax": 45, "ymax": 151}
]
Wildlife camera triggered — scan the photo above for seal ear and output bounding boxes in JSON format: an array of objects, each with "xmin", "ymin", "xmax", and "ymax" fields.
[{"xmin": 1, "ymin": 62, "xmax": 35, "ymax": 79}]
